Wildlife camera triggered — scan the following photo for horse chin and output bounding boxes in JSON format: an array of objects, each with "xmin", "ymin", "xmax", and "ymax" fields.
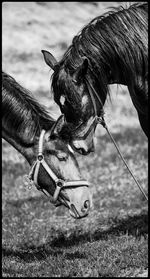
[
  {"xmin": 69, "ymin": 210, "xmax": 81, "ymax": 219},
  {"xmin": 69, "ymin": 205, "xmax": 88, "ymax": 219},
  {"xmin": 54, "ymin": 196, "xmax": 87, "ymax": 219}
]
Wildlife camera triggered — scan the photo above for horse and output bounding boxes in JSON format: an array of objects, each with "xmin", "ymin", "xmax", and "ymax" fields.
[
  {"xmin": 42, "ymin": 2, "xmax": 148, "ymax": 155},
  {"xmin": 2, "ymin": 72, "xmax": 92, "ymax": 219}
]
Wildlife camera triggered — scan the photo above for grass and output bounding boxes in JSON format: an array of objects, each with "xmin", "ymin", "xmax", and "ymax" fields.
[
  {"xmin": 2, "ymin": 121, "xmax": 148, "ymax": 277},
  {"xmin": 2, "ymin": 235, "xmax": 148, "ymax": 277},
  {"xmin": 2, "ymin": 1, "xmax": 148, "ymax": 277}
]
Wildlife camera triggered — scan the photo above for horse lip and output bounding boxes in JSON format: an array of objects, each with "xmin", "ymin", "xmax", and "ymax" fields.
[
  {"xmin": 69, "ymin": 206, "xmax": 88, "ymax": 219},
  {"xmin": 69, "ymin": 204, "xmax": 81, "ymax": 219}
]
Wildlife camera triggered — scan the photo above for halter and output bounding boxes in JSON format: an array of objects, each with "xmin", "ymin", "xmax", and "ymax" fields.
[
  {"xmin": 76, "ymin": 76, "xmax": 148, "ymax": 201},
  {"xmin": 27, "ymin": 129, "xmax": 89, "ymax": 205}
]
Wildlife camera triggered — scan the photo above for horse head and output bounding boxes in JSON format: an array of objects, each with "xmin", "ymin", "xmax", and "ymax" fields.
[
  {"xmin": 28, "ymin": 115, "xmax": 92, "ymax": 219},
  {"xmin": 2, "ymin": 71, "xmax": 92, "ymax": 219},
  {"xmin": 42, "ymin": 50, "xmax": 105, "ymax": 155},
  {"xmin": 42, "ymin": 3, "xmax": 148, "ymax": 153}
]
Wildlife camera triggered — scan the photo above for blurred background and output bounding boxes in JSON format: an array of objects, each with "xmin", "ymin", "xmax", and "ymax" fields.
[{"xmin": 2, "ymin": 1, "xmax": 134, "ymax": 118}]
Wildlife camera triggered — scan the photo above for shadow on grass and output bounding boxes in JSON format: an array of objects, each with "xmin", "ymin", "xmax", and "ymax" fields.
[
  {"xmin": 50, "ymin": 211, "xmax": 148, "ymax": 248},
  {"xmin": 2, "ymin": 210, "xmax": 148, "ymax": 262},
  {"xmin": 2, "ymin": 246, "xmax": 88, "ymax": 263},
  {"xmin": 2, "ymin": 246, "xmax": 63, "ymax": 262}
]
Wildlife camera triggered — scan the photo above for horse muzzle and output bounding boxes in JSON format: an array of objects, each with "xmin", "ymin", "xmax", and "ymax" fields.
[{"xmin": 66, "ymin": 186, "xmax": 92, "ymax": 218}]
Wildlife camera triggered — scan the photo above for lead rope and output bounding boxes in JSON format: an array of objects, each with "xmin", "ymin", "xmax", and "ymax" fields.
[
  {"xmin": 85, "ymin": 77, "xmax": 148, "ymax": 201},
  {"xmin": 97, "ymin": 116, "xmax": 148, "ymax": 201}
]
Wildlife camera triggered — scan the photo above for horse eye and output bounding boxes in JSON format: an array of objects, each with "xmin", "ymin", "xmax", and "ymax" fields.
[{"xmin": 56, "ymin": 151, "xmax": 68, "ymax": 161}]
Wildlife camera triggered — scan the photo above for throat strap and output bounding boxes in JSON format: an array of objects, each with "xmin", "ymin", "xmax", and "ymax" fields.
[{"xmin": 85, "ymin": 77, "xmax": 104, "ymax": 117}]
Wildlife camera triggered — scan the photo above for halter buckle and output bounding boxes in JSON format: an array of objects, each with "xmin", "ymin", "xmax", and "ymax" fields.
[
  {"xmin": 53, "ymin": 179, "xmax": 65, "ymax": 202},
  {"xmin": 56, "ymin": 179, "xmax": 65, "ymax": 188},
  {"xmin": 38, "ymin": 154, "xmax": 44, "ymax": 161},
  {"xmin": 95, "ymin": 116, "xmax": 106, "ymax": 128}
]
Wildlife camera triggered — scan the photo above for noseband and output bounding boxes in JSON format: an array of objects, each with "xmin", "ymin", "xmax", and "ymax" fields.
[
  {"xmin": 69, "ymin": 77, "xmax": 104, "ymax": 141},
  {"xmin": 27, "ymin": 129, "xmax": 89, "ymax": 205}
]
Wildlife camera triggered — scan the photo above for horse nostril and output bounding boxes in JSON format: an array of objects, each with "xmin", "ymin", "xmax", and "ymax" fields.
[
  {"xmin": 81, "ymin": 200, "xmax": 90, "ymax": 213},
  {"xmin": 84, "ymin": 200, "xmax": 90, "ymax": 209}
]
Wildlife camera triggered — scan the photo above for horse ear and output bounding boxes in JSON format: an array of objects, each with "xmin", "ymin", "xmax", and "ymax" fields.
[
  {"xmin": 75, "ymin": 57, "xmax": 88, "ymax": 82},
  {"xmin": 41, "ymin": 50, "xmax": 58, "ymax": 70},
  {"xmin": 50, "ymin": 114, "xmax": 65, "ymax": 138}
]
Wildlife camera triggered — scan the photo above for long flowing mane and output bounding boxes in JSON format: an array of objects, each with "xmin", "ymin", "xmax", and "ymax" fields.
[
  {"xmin": 2, "ymin": 72, "xmax": 55, "ymax": 140},
  {"xmin": 52, "ymin": 2, "xmax": 147, "ymax": 114}
]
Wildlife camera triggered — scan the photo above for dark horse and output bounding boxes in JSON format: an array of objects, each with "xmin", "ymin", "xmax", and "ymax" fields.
[
  {"xmin": 42, "ymin": 2, "xmax": 148, "ymax": 154},
  {"xmin": 2, "ymin": 72, "xmax": 92, "ymax": 218}
]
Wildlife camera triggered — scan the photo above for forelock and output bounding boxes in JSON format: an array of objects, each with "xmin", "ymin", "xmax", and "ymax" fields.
[{"xmin": 51, "ymin": 65, "xmax": 82, "ymax": 112}]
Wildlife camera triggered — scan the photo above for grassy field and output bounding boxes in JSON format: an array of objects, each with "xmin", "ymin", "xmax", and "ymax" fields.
[{"xmin": 2, "ymin": 2, "xmax": 148, "ymax": 277}]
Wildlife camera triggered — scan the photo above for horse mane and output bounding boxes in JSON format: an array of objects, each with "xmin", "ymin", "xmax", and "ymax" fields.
[
  {"xmin": 51, "ymin": 2, "xmax": 147, "ymax": 115},
  {"xmin": 64, "ymin": 2, "xmax": 147, "ymax": 71},
  {"xmin": 2, "ymin": 72, "xmax": 55, "ymax": 140}
]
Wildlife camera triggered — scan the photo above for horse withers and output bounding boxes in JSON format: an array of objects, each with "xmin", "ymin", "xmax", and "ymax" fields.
[
  {"xmin": 2, "ymin": 72, "xmax": 92, "ymax": 219},
  {"xmin": 42, "ymin": 2, "xmax": 148, "ymax": 154}
]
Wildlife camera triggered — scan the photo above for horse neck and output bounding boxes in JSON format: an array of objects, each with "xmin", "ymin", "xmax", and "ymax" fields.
[
  {"xmin": 2, "ymin": 128, "xmax": 38, "ymax": 166},
  {"xmin": 74, "ymin": 3, "xmax": 147, "ymax": 92},
  {"xmin": 2, "ymin": 72, "xmax": 54, "ymax": 165}
]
